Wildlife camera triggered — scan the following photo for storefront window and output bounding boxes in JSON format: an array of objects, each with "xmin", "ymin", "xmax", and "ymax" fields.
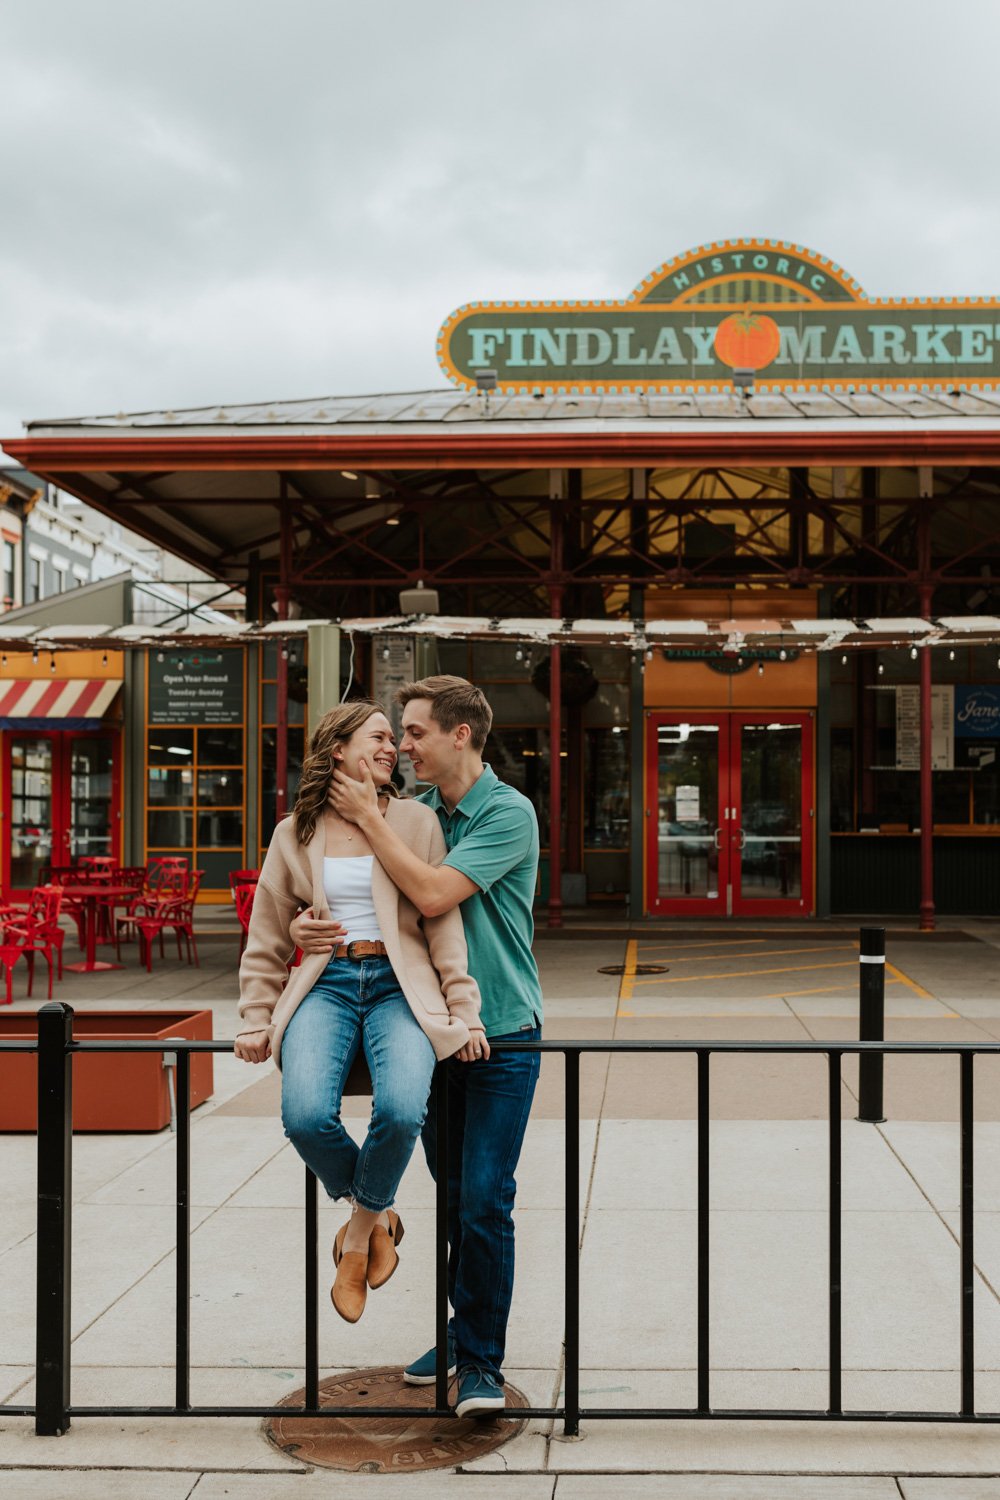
[
  {"xmin": 584, "ymin": 729, "xmax": 629, "ymax": 847},
  {"xmin": 144, "ymin": 645, "xmax": 246, "ymax": 889}
]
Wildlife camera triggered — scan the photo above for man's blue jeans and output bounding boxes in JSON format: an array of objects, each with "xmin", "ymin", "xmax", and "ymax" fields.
[
  {"xmin": 281, "ymin": 956, "xmax": 436, "ymax": 1212},
  {"xmin": 421, "ymin": 1026, "xmax": 541, "ymax": 1383}
]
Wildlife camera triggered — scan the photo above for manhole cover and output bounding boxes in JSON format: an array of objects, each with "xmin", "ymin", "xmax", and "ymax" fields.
[
  {"xmin": 266, "ymin": 1365, "xmax": 528, "ymax": 1473},
  {"xmin": 598, "ymin": 963, "xmax": 668, "ymax": 975}
]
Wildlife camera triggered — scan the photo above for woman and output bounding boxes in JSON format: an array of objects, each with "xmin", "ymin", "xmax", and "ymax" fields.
[{"xmin": 234, "ymin": 700, "xmax": 484, "ymax": 1323}]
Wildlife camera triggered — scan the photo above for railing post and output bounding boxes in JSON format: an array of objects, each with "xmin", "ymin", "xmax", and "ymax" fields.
[
  {"xmin": 960, "ymin": 1050, "xmax": 975, "ymax": 1416},
  {"xmin": 857, "ymin": 926, "xmax": 886, "ymax": 1124},
  {"xmin": 305, "ymin": 1165, "xmax": 319, "ymax": 1410},
  {"xmin": 434, "ymin": 1063, "xmax": 451, "ymax": 1414},
  {"xmin": 563, "ymin": 1049, "xmax": 580, "ymax": 1437},
  {"xmin": 35, "ymin": 1001, "xmax": 73, "ymax": 1436},
  {"xmin": 174, "ymin": 1048, "xmax": 191, "ymax": 1412}
]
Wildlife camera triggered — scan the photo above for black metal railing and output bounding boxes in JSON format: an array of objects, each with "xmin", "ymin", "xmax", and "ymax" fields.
[{"xmin": 3, "ymin": 1000, "xmax": 998, "ymax": 1437}]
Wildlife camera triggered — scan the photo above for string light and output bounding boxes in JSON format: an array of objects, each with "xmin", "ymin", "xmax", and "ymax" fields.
[
  {"xmin": 878, "ymin": 662, "xmax": 885, "ymax": 676},
  {"xmin": 757, "ymin": 662, "xmax": 764, "ymax": 676},
  {"xmin": 514, "ymin": 647, "xmax": 524, "ymax": 662},
  {"xmin": 156, "ymin": 652, "xmax": 164, "ymax": 663},
  {"xmin": 382, "ymin": 645, "xmax": 391, "ymax": 661},
  {"xmin": 645, "ymin": 647, "xmax": 653, "ymax": 662},
  {"xmin": 49, "ymin": 656, "xmax": 56, "ymax": 674},
  {"xmin": 948, "ymin": 649, "xmax": 956, "ymax": 662},
  {"xmin": 840, "ymin": 653, "xmax": 848, "ymax": 666},
  {"xmin": 910, "ymin": 646, "xmax": 918, "ymax": 660},
  {"xmin": 1, "ymin": 654, "xmax": 5, "ymax": 667},
  {"xmin": 101, "ymin": 652, "xmax": 108, "ymax": 667},
  {"xmin": 778, "ymin": 648, "xmax": 788, "ymax": 662},
  {"xmin": 32, "ymin": 649, "xmax": 39, "ymax": 665}
]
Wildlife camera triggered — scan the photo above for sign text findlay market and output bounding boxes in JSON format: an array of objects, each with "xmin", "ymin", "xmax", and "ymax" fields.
[{"xmin": 436, "ymin": 239, "xmax": 1000, "ymax": 392}]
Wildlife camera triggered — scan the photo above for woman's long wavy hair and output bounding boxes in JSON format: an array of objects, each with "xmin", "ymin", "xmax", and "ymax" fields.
[{"xmin": 292, "ymin": 699, "xmax": 398, "ymax": 844}]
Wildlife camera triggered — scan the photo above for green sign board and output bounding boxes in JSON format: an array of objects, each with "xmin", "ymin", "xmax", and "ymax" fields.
[
  {"xmin": 437, "ymin": 239, "xmax": 1000, "ymax": 393},
  {"xmin": 148, "ymin": 648, "xmax": 244, "ymax": 725}
]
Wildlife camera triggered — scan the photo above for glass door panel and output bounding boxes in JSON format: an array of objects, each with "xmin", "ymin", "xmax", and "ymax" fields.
[
  {"xmin": 69, "ymin": 737, "xmax": 115, "ymax": 859},
  {"xmin": 10, "ymin": 737, "xmax": 54, "ymax": 889},
  {"xmin": 649, "ymin": 717, "xmax": 725, "ymax": 913},
  {"xmin": 732, "ymin": 714, "xmax": 813, "ymax": 916},
  {"xmin": 737, "ymin": 723, "xmax": 803, "ymax": 903}
]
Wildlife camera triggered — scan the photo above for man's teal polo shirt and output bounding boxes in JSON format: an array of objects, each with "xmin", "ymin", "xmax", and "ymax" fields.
[{"xmin": 417, "ymin": 764, "xmax": 542, "ymax": 1038}]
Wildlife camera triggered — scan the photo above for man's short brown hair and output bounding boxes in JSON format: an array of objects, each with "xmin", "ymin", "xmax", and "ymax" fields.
[{"xmin": 395, "ymin": 675, "xmax": 493, "ymax": 752}]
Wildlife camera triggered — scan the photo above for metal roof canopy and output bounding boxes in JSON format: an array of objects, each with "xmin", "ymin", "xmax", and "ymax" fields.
[
  {"xmin": 0, "ymin": 615, "xmax": 998, "ymax": 654},
  {"xmin": 6, "ymin": 386, "xmax": 1000, "ymax": 583}
]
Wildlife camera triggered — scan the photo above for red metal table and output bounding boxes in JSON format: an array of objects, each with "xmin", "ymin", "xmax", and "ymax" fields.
[{"xmin": 57, "ymin": 883, "xmax": 137, "ymax": 973}]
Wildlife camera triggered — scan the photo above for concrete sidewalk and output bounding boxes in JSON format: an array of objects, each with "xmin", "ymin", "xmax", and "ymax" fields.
[{"xmin": 4, "ymin": 923, "xmax": 1000, "ymax": 1496}]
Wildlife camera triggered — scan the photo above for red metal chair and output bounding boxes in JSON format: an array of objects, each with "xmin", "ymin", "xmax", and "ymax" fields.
[
  {"xmin": 229, "ymin": 868, "xmax": 260, "ymax": 896},
  {"xmin": 115, "ymin": 863, "xmax": 188, "ymax": 958},
  {"xmin": 0, "ymin": 885, "xmax": 64, "ymax": 1004},
  {"xmin": 234, "ymin": 880, "xmax": 257, "ymax": 956},
  {"xmin": 157, "ymin": 870, "xmax": 204, "ymax": 968}
]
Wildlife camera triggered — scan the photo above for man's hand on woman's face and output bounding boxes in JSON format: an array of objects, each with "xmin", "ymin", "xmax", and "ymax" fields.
[
  {"xmin": 289, "ymin": 907, "xmax": 346, "ymax": 954},
  {"xmin": 330, "ymin": 763, "xmax": 379, "ymax": 824}
]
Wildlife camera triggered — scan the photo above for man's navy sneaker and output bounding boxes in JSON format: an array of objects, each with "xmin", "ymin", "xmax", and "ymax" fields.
[
  {"xmin": 455, "ymin": 1364, "xmax": 505, "ymax": 1418},
  {"xmin": 402, "ymin": 1328, "xmax": 457, "ymax": 1386}
]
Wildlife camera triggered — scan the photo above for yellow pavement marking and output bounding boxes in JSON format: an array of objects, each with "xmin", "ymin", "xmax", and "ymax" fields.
[
  {"xmin": 633, "ymin": 958, "xmax": 859, "ymax": 987},
  {"xmin": 635, "ymin": 942, "xmax": 856, "ymax": 968},
  {"xmin": 886, "ymin": 957, "xmax": 934, "ymax": 1000},
  {"xmin": 637, "ymin": 939, "xmax": 767, "ymax": 955},
  {"xmin": 765, "ymin": 979, "xmax": 903, "ymax": 999},
  {"xmin": 617, "ymin": 938, "xmax": 639, "ymax": 1012}
]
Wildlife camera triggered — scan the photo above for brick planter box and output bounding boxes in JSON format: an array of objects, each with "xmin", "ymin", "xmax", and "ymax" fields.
[{"xmin": 0, "ymin": 1010, "xmax": 214, "ymax": 1132}]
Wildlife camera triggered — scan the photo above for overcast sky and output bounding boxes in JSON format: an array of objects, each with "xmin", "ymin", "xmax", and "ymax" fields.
[{"xmin": 2, "ymin": 0, "xmax": 999, "ymax": 439}]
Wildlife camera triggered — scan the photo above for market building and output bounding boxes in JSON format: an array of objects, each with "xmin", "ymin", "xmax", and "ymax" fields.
[{"xmin": 4, "ymin": 238, "xmax": 1000, "ymax": 927}]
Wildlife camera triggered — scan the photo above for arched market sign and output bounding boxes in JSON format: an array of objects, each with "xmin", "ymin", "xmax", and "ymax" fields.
[{"xmin": 437, "ymin": 239, "xmax": 1000, "ymax": 393}]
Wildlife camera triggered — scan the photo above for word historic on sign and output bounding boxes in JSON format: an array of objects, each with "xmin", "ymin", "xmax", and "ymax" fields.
[{"xmin": 436, "ymin": 239, "xmax": 1000, "ymax": 393}]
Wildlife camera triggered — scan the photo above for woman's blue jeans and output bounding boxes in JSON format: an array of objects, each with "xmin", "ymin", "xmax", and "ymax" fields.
[{"xmin": 280, "ymin": 955, "xmax": 436, "ymax": 1212}]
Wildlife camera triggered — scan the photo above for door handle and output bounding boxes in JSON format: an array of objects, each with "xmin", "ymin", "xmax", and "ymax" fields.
[
  {"xmin": 713, "ymin": 827, "xmax": 723, "ymax": 849},
  {"xmin": 734, "ymin": 827, "xmax": 746, "ymax": 849}
]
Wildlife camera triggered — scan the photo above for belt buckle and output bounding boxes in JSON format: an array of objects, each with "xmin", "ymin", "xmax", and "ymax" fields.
[{"xmin": 345, "ymin": 941, "xmax": 362, "ymax": 960}]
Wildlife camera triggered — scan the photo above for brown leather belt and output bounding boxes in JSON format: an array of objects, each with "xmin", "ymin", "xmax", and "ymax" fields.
[{"xmin": 333, "ymin": 940, "xmax": 388, "ymax": 960}]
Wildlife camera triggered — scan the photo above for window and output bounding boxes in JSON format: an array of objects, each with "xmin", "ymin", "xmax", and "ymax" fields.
[
  {"xmin": 1, "ymin": 538, "xmax": 15, "ymax": 606},
  {"xmin": 30, "ymin": 557, "xmax": 43, "ymax": 602},
  {"xmin": 52, "ymin": 561, "xmax": 67, "ymax": 594}
]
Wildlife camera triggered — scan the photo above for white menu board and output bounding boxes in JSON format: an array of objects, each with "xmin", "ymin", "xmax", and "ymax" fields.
[{"xmin": 895, "ymin": 684, "xmax": 954, "ymax": 770}]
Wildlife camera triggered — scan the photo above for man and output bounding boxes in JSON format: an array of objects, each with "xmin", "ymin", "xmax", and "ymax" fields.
[{"xmin": 290, "ymin": 675, "xmax": 542, "ymax": 1418}]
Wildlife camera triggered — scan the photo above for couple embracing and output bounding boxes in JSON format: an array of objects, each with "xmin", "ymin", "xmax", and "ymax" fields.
[{"xmin": 234, "ymin": 675, "xmax": 542, "ymax": 1419}]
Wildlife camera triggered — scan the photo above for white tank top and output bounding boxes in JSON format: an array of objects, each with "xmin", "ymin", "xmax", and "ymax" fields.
[{"xmin": 322, "ymin": 855, "xmax": 384, "ymax": 943}]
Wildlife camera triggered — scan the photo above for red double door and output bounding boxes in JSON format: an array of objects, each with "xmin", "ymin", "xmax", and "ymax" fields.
[{"xmin": 646, "ymin": 711, "xmax": 814, "ymax": 917}]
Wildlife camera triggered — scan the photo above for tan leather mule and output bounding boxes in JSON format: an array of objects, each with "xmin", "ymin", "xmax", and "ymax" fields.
[
  {"xmin": 331, "ymin": 1222, "xmax": 368, "ymax": 1323},
  {"xmin": 367, "ymin": 1210, "xmax": 405, "ymax": 1290}
]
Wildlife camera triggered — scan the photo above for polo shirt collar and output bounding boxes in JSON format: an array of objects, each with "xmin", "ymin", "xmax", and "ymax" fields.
[{"xmin": 429, "ymin": 763, "xmax": 498, "ymax": 820}]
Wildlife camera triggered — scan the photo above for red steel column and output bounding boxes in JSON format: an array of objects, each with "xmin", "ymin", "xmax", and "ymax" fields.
[
  {"xmin": 275, "ymin": 484, "xmax": 291, "ymax": 824},
  {"xmin": 918, "ymin": 490, "xmax": 935, "ymax": 932},
  {"xmin": 918, "ymin": 581, "xmax": 935, "ymax": 931},
  {"xmin": 548, "ymin": 503, "xmax": 564, "ymax": 929}
]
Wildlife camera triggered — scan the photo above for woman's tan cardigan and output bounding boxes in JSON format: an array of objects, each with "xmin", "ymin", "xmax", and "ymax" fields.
[{"xmin": 237, "ymin": 798, "xmax": 482, "ymax": 1065}]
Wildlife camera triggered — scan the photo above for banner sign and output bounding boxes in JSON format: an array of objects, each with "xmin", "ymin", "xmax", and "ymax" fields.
[
  {"xmin": 148, "ymin": 648, "xmax": 244, "ymax": 725},
  {"xmin": 438, "ymin": 238, "xmax": 1000, "ymax": 393}
]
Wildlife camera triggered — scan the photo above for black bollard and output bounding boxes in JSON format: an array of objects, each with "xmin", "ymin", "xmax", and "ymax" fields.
[{"xmin": 857, "ymin": 926, "xmax": 886, "ymax": 1124}]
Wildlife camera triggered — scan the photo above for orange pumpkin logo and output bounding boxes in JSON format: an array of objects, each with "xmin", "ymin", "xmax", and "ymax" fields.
[{"xmin": 713, "ymin": 309, "xmax": 781, "ymax": 371}]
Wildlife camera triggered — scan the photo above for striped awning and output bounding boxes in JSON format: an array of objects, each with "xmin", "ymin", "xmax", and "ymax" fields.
[{"xmin": 0, "ymin": 678, "xmax": 122, "ymax": 729}]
